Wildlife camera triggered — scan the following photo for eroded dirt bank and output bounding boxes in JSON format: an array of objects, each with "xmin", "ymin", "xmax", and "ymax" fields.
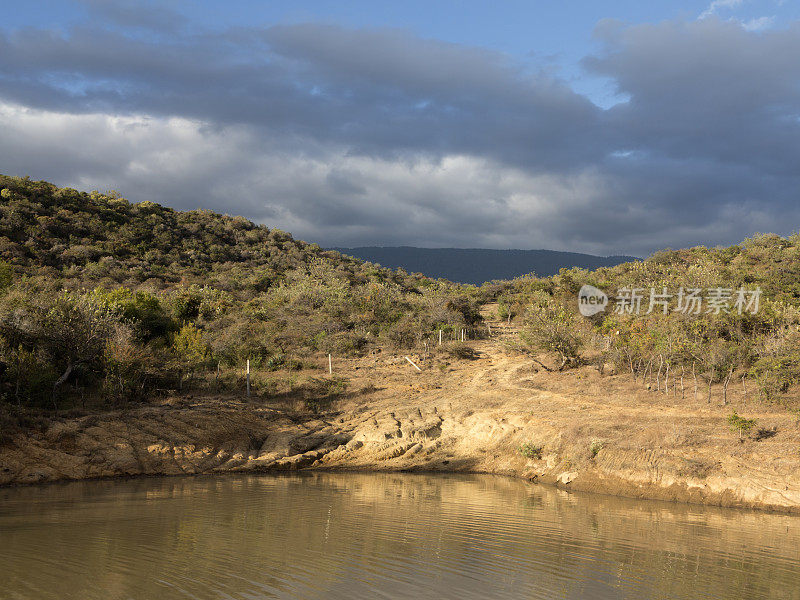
[{"xmin": 2, "ymin": 309, "xmax": 800, "ymax": 513}]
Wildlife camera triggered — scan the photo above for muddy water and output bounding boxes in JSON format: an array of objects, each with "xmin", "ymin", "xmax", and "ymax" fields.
[{"xmin": 1, "ymin": 473, "xmax": 798, "ymax": 599}]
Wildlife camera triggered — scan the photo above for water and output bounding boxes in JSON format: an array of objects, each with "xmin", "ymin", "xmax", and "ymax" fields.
[{"xmin": 0, "ymin": 473, "xmax": 798, "ymax": 599}]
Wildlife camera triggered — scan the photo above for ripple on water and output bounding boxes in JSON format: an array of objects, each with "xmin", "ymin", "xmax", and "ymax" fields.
[{"xmin": 1, "ymin": 473, "xmax": 799, "ymax": 600}]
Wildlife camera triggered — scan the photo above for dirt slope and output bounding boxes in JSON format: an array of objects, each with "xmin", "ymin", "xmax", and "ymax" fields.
[{"xmin": 2, "ymin": 304, "xmax": 800, "ymax": 512}]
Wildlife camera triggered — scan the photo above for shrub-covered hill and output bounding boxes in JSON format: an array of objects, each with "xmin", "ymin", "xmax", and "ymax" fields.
[
  {"xmin": 581, "ymin": 239, "xmax": 800, "ymax": 304},
  {"xmin": 494, "ymin": 233, "xmax": 800, "ymax": 405},
  {"xmin": 493, "ymin": 234, "xmax": 800, "ymax": 307},
  {"xmin": 0, "ymin": 175, "xmax": 485, "ymax": 410},
  {"xmin": 0, "ymin": 174, "xmax": 429, "ymax": 293},
  {"xmin": 5, "ymin": 172, "xmax": 800, "ymax": 414}
]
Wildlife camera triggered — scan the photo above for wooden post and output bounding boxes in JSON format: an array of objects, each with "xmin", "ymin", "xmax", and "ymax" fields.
[
  {"xmin": 438, "ymin": 329, "xmax": 442, "ymax": 346},
  {"xmin": 405, "ymin": 356, "xmax": 422, "ymax": 372},
  {"xmin": 742, "ymin": 375, "xmax": 747, "ymax": 404},
  {"xmin": 246, "ymin": 359, "xmax": 251, "ymax": 398},
  {"xmin": 723, "ymin": 367, "xmax": 733, "ymax": 405},
  {"xmin": 680, "ymin": 365, "xmax": 685, "ymax": 399},
  {"xmin": 328, "ymin": 353, "xmax": 332, "ymax": 375},
  {"xmin": 656, "ymin": 355, "xmax": 663, "ymax": 392}
]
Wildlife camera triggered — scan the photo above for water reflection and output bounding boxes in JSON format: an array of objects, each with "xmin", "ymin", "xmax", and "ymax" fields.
[{"xmin": 1, "ymin": 473, "xmax": 798, "ymax": 599}]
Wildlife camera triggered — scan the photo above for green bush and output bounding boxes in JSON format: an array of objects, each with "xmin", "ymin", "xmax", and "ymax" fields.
[
  {"xmin": 90, "ymin": 287, "xmax": 174, "ymax": 340},
  {"xmin": 727, "ymin": 410, "xmax": 757, "ymax": 440},
  {"xmin": 519, "ymin": 442, "xmax": 543, "ymax": 459},
  {"xmin": 102, "ymin": 325, "xmax": 160, "ymax": 402},
  {"xmin": 590, "ymin": 440, "xmax": 604, "ymax": 458},
  {"xmin": 172, "ymin": 323, "xmax": 211, "ymax": 379},
  {"xmin": 265, "ymin": 354, "xmax": 286, "ymax": 371},
  {"xmin": 520, "ymin": 292, "xmax": 584, "ymax": 370}
]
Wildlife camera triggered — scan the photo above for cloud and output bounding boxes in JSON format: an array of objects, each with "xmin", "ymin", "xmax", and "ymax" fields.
[
  {"xmin": 697, "ymin": 0, "xmax": 774, "ymax": 32},
  {"xmin": 742, "ymin": 16, "xmax": 776, "ymax": 31},
  {"xmin": 586, "ymin": 19, "xmax": 800, "ymax": 176},
  {"xmin": 0, "ymin": 101, "xmax": 613, "ymax": 251},
  {"xmin": 0, "ymin": 22, "xmax": 605, "ymax": 172},
  {"xmin": 0, "ymin": 16, "xmax": 799, "ymax": 255},
  {"xmin": 699, "ymin": 0, "xmax": 745, "ymax": 20}
]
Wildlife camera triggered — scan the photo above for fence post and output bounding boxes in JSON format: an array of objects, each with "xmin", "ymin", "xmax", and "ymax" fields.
[
  {"xmin": 439, "ymin": 329, "xmax": 442, "ymax": 346},
  {"xmin": 328, "ymin": 353, "xmax": 332, "ymax": 375},
  {"xmin": 246, "ymin": 359, "xmax": 251, "ymax": 398},
  {"xmin": 405, "ymin": 356, "xmax": 422, "ymax": 372}
]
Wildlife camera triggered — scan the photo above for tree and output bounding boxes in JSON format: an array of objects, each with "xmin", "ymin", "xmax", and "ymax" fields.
[
  {"xmin": 90, "ymin": 287, "xmax": 174, "ymax": 340},
  {"xmin": 520, "ymin": 292, "xmax": 584, "ymax": 370},
  {"xmin": 172, "ymin": 323, "xmax": 211, "ymax": 385},
  {"xmin": 727, "ymin": 410, "xmax": 757, "ymax": 440},
  {"xmin": 103, "ymin": 324, "xmax": 158, "ymax": 403},
  {"xmin": 41, "ymin": 294, "xmax": 116, "ymax": 407}
]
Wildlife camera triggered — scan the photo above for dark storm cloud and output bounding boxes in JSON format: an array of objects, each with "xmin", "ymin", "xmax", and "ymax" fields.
[
  {"xmin": 579, "ymin": 18, "xmax": 800, "ymax": 251},
  {"xmin": 587, "ymin": 18, "xmax": 800, "ymax": 176},
  {"xmin": 0, "ymin": 13, "xmax": 799, "ymax": 255},
  {"xmin": 0, "ymin": 21, "xmax": 603, "ymax": 170}
]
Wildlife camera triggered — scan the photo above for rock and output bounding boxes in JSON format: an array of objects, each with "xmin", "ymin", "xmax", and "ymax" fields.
[{"xmin": 557, "ymin": 471, "xmax": 578, "ymax": 485}]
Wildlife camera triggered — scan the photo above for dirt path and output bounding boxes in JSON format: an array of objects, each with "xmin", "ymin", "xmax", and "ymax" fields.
[{"xmin": 2, "ymin": 304, "xmax": 800, "ymax": 512}]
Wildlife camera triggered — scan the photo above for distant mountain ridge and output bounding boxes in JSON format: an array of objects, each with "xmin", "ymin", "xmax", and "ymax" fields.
[{"xmin": 330, "ymin": 247, "xmax": 639, "ymax": 284}]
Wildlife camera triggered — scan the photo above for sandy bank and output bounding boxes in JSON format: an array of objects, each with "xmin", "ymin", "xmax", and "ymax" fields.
[{"xmin": 2, "ymin": 312, "xmax": 799, "ymax": 513}]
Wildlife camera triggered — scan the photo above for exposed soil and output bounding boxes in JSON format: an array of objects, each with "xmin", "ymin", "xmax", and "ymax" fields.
[{"xmin": 2, "ymin": 304, "xmax": 799, "ymax": 512}]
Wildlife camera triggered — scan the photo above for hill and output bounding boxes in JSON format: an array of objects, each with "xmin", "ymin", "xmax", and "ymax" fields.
[
  {"xmin": 332, "ymin": 246, "xmax": 638, "ymax": 284},
  {"xmin": 0, "ymin": 175, "xmax": 481, "ymax": 410},
  {"xmin": 3, "ymin": 173, "xmax": 800, "ymax": 419},
  {"xmin": 0, "ymin": 175, "xmax": 428, "ymax": 293},
  {"xmin": 2, "ymin": 175, "xmax": 800, "ymax": 513}
]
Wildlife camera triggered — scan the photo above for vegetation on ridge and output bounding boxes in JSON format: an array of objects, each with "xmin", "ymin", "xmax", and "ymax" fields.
[
  {"xmin": 0, "ymin": 175, "xmax": 482, "ymax": 410},
  {"xmin": 1, "ymin": 173, "xmax": 799, "ymax": 426},
  {"xmin": 499, "ymin": 234, "xmax": 800, "ymax": 407}
]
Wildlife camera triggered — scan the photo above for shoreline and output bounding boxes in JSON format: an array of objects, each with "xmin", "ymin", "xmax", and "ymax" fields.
[
  {"xmin": 3, "ymin": 310, "xmax": 799, "ymax": 514},
  {"xmin": 3, "ymin": 460, "xmax": 799, "ymax": 516},
  {"xmin": 2, "ymin": 394, "xmax": 799, "ymax": 515}
]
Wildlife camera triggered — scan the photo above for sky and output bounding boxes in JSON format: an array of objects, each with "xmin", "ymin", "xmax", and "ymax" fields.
[{"xmin": 2, "ymin": 0, "xmax": 799, "ymax": 256}]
